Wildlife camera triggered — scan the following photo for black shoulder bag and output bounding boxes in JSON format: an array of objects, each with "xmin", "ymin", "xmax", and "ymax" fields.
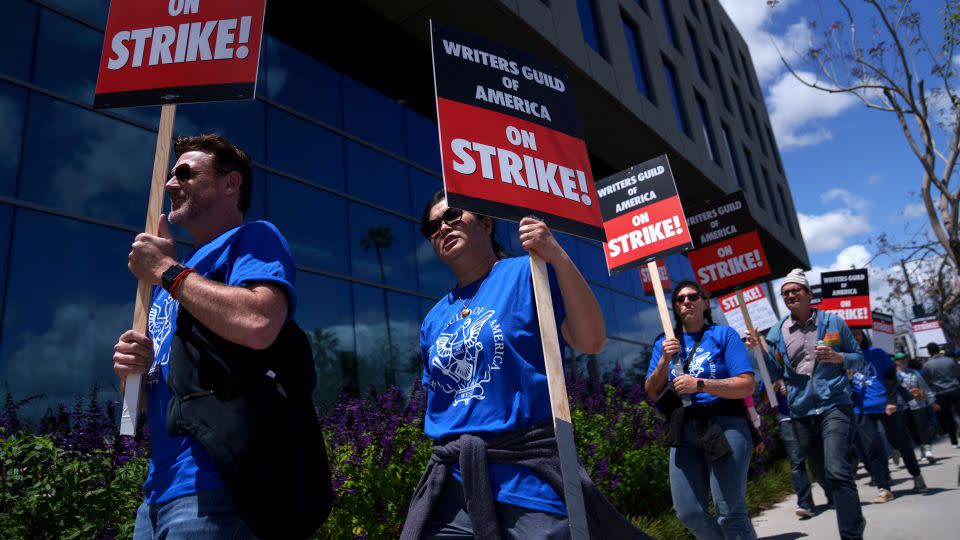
[
  {"xmin": 165, "ymin": 309, "xmax": 333, "ymax": 540},
  {"xmin": 653, "ymin": 329, "xmax": 706, "ymax": 418}
]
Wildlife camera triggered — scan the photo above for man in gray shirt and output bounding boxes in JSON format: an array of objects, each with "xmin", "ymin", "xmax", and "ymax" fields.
[{"xmin": 922, "ymin": 343, "xmax": 960, "ymax": 447}]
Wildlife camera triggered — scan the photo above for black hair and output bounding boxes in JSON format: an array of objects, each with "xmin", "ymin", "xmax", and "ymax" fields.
[
  {"xmin": 670, "ymin": 280, "xmax": 714, "ymax": 334},
  {"xmin": 854, "ymin": 328, "xmax": 872, "ymax": 349},
  {"xmin": 420, "ymin": 189, "xmax": 510, "ymax": 259},
  {"xmin": 927, "ymin": 342, "xmax": 941, "ymax": 355}
]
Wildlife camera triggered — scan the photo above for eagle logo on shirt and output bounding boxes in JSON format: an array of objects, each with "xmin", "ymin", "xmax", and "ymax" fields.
[
  {"xmin": 686, "ymin": 349, "xmax": 716, "ymax": 378},
  {"xmin": 429, "ymin": 309, "xmax": 501, "ymax": 406},
  {"xmin": 148, "ymin": 294, "xmax": 179, "ymax": 370}
]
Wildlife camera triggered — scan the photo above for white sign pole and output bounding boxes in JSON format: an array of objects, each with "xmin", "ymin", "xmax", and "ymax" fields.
[
  {"xmin": 120, "ymin": 103, "xmax": 176, "ymax": 436},
  {"xmin": 530, "ymin": 255, "xmax": 589, "ymax": 540},
  {"xmin": 736, "ymin": 289, "xmax": 777, "ymax": 407}
]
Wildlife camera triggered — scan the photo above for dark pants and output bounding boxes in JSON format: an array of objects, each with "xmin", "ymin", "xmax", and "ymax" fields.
[
  {"xmin": 794, "ymin": 406, "xmax": 865, "ymax": 540},
  {"xmin": 780, "ymin": 419, "xmax": 814, "ymax": 510},
  {"xmin": 934, "ymin": 388, "xmax": 960, "ymax": 445},
  {"xmin": 906, "ymin": 407, "xmax": 934, "ymax": 447},
  {"xmin": 423, "ymin": 475, "xmax": 569, "ymax": 539},
  {"xmin": 856, "ymin": 412, "xmax": 921, "ymax": 490}
]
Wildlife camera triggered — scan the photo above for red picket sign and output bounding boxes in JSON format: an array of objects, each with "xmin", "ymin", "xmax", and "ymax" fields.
[
  {"xmin": 819, "ymin": 269, "xmax": 871, "ymax": 328},
  {"xmin": 95, "ymin": 0, "xmax": 266, "ymax": 109}
]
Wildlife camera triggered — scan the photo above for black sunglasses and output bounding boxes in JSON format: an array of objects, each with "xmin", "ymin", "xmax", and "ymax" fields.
[
  {"xmin": 172, "ymin": 163, "xmax": 231, "ymax": 182},
  {"xmin": 421, "ymin": 207, "xmax": 463, "ymax": 239},
  {"xmin": 674, "ymin": 292, "xmax": 701, "ymax": 304},
  {"xmin": 781, "ymin": 287, "xmax": 806, "ymax": 298}
]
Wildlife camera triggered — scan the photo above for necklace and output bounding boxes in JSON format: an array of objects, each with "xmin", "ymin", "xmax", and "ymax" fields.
[{"xmin": 453, "ymin": 264, "xmax": 495, "ymax": 317}]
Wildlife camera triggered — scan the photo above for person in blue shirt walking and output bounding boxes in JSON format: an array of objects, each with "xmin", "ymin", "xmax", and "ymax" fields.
[
  {"xmin": 112, "ymin": 134, "xmax": 296, "ymax": 538},
  {"xmin": 645, "ymin": 280, "xmax": 757, "ymax": 540},
  {"xmin": 401, "ymin": 190, "xmax": 648, "ymax": 539},
  {"xmin": 849, "ymin": 328, "xmax": 927, "ymax": 503},
  {"xmin": 750, "ymin": 269, "xmax": 865, "ymax": 540}
]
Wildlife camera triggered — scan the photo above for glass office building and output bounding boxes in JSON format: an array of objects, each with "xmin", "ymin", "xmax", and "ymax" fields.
[{"xmin": 0, "ymin": 0, "xmax": 804, "ymax": 416}]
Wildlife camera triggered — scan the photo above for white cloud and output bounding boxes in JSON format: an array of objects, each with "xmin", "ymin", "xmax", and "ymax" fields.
[
  {"xmin": 798, "ymin": 209, "xmax": 871, "ymax": 252},
  {"xmin": 717, "ymin": 0, "xmax": 808, "ymax": 84},
  {"xmin": 902, "ymin": 202, "xmax": 927, "ymax": 219},
  {"xmin": 767, "ymin": 71, "xmax": 859, "ymax": 149},
  {"xmin": 822, "ymin": 188, "xmax": 869, "ymax": 211}
]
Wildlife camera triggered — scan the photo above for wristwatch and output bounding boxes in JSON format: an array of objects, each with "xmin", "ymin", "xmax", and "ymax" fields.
[
  {"xmin": 161, "ymin": 263, "xmax": 188, "ymax": 292},
  {"xmin": 696, "ymin": 379, "xmax": 705, "ymax": 391}
]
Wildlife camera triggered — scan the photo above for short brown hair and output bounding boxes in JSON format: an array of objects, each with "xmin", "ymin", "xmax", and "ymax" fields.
[{"xmin": 174, "ymin": 134, "xmax": 253, "ymax": 214}]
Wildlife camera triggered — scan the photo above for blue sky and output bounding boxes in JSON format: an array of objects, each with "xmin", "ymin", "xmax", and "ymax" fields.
[{"xmin": 718, "ymin": 0, "xmax": 952, "ymax": 321}]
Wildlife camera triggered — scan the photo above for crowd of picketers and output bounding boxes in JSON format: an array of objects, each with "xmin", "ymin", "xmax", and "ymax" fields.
[{"xmin": 111, "ymin": 133, "xmax": 958, "ymax": 539}]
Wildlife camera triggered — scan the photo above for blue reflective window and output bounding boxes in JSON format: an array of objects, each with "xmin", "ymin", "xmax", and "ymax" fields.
[
  {"xmin": 19, "ymin": 95, "xmax": 156, "ymax": 227},
  {"xmin": 266, "ymin": 174, "xmax": 349, "ymax": 275},
  {"xmin": 0, "ymin": 205, "xmax": 11, "ymax": 326},
  {"xmin": 695, "ymin": 95, "xmax": 720, "ymax": 166},
  {"xmin": 43, "ymin": 0, "xmax": 109, "ymax": 26},
  {"xmin": 386, "ymin": 291, "xmax": 423, "ymax": 392},
  {"xmin": 177, "ymin": 99, "xmax": 266, "ymax": 163},
  {"xmin": 742, "ymin": 146, "xmax": 766, "ymax": 209},
  {"xmin": 405, "ymin": 110, "xmax": 441, "ymax": 172},
  {"xmin": 622, "ymin": 16, "xmax": 654, "ymax": 102},
  {"xmin": 343, "ymin": 77, "xmax": 405, "ymax": 155},
  {"xmin": 0, "ymin": 210, "xmax": 137, "ymax": 419},
  {"xmin": 663, "ymin": 60, "xmax": 691, "ymax": 137},
  {"xmin": 353, "ymin": 284, "xmax": 398, "ymax": 390},
  {"xmin": 762, "ymin": 168, "xmax": 782, "ymax": 225},
  {"xmin": 244, "ymin": 168, "xmax": 268, "ymax": 223},
  {"xmin": 658, "ymin": 0, "xmax": 681, "ymax": 51},
  {"xmin": 0, "ymin": 83, "xmax": 27, "ymax": 197},
  {"xmin": 687, "ymin": 24, "xmax": 708, "ymax": 84},
  {"xmin": 577, "ymin": 0, "xmax": 606, "ymax": 58},
  {"xmin": 665, "ymin": 252, "xmax": 696, "ymax": 284},
  {"xmin": 591, "ymin": 285, "xmax": 620, "ymax": 340},
  {"xmin": 297, "ymin": 272, "xmax": 355, "ymax": 403},
  {"xmin": 33, "ymin": 9, "xmax": 102, "ymax": 105},
  {"xmin": 349, "ymin": 203, "xmax": 418, "ymax": 291},
  {"xmin": 346, "ymin": 142, "xmax": 410, "ymax": 214},
  {"xmin": 1, "ymin": 0, "xmax": 38, "ymax": 80},
  {"xmin": 721, "ymin": 123, "xmax": 744, "ymax": 188},
  {"xmin": 265, "ymin": 35, "xmax": 342, "ymax": 128},
  {"xmin": 576, "ymin": 239, "xmax": 610, "ymax": 287},
  {"xmin": 612, "ymin": 293, "xmax": 643, "ymax": 342},
  {"xmin": 266, "ymin": 107, "xmax": 345, "ymax": 190}
]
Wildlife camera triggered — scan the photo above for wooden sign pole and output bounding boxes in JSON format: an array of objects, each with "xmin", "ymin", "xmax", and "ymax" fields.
[
  {"xmin": 530, "ymin": 255, "xmax": 589, "ymax": 540},
  {"xmin": 735, "ymin": 289, "xmax": 778, "ymax": 408},
  {"xmin": 647, "ymin": 260, "xmax": 674, "ymax": 341},
  {"xmin": 120, "ymin": 103, "xmax": 177, "ymax": 436}
]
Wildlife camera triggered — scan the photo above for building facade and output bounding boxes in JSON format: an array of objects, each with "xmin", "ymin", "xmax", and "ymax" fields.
[{"xmin": 0, "ymin": 0, "xmax": 806, "ymax": 416}]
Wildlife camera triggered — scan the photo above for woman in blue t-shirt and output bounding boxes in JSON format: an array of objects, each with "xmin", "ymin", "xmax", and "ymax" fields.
[
  {"xmin": 644, "ymin": 280, "xmax": 757, "ymax": 540},
  {"xmin": 401, "ymin": 190, "xmax": 648, "ymax": 539}
]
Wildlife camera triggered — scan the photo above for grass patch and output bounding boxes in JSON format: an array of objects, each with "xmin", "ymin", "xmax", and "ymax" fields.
[{"xmin": 631, "ymin": 458, "xmax": 794, "ymax": 539}]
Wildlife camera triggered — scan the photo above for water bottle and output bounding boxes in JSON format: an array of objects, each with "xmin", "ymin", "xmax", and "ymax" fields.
[
  {"xmin": 673, "ymin": 360, "xmax": 693, "ymax": 407},
  {"xmin": 816, "ymin": 339, "xmax": 825, "ymax": 362}
]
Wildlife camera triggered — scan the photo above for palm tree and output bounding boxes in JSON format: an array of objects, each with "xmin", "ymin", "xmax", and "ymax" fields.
[{"xmin": 361, "ymin": 226, "xmax": 397, "ymax": 387}]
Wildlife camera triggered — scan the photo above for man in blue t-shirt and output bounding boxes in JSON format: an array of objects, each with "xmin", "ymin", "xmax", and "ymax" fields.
[{"xmin": 112, "ymin": 134, "xmax": 295, "ymax": 539}]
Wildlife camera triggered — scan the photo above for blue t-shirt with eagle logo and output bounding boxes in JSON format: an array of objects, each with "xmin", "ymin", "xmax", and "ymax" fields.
[
  {"xmin": 420, "ymin": 255, "xmax": 568, "ymax": 515},
  {"xmin": 143, "ymin": 221, "xmax": 296, "ymax": 504},
  {"xmin": 646, "ymin": 323, "xmax": 754, "ymax": 407}
]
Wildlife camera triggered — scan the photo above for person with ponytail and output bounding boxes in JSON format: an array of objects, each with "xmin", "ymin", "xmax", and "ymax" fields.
[
  {"xmin": 402, "ymin": 190, "xmax": 650, "ymax": 539},
  {"xmin": 644, "ymin": 280, "xmax": 758, "ymax": 540}
]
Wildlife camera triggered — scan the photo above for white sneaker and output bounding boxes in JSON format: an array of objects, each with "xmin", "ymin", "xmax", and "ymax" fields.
[
  {"xmin": 925, "ymin": 450, "xmax": 937, "ymax": 464},
  {"xmin": 795, "ymin": 506, "xmax": 814, "ymax": 519},
  {"xmin": 873, "ymin": 488, "xmax": 894, "ymax": 503}
]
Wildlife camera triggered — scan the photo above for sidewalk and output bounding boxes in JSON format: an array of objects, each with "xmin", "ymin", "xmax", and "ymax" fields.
[{"xmin": 752, "ymin": 437, "xmax": 960, "ymax": 539}]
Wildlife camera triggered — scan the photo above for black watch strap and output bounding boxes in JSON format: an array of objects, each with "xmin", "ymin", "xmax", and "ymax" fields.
[{"xmin": 161, "ymin": 263, "xmax": 187, "ymax": 292}]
